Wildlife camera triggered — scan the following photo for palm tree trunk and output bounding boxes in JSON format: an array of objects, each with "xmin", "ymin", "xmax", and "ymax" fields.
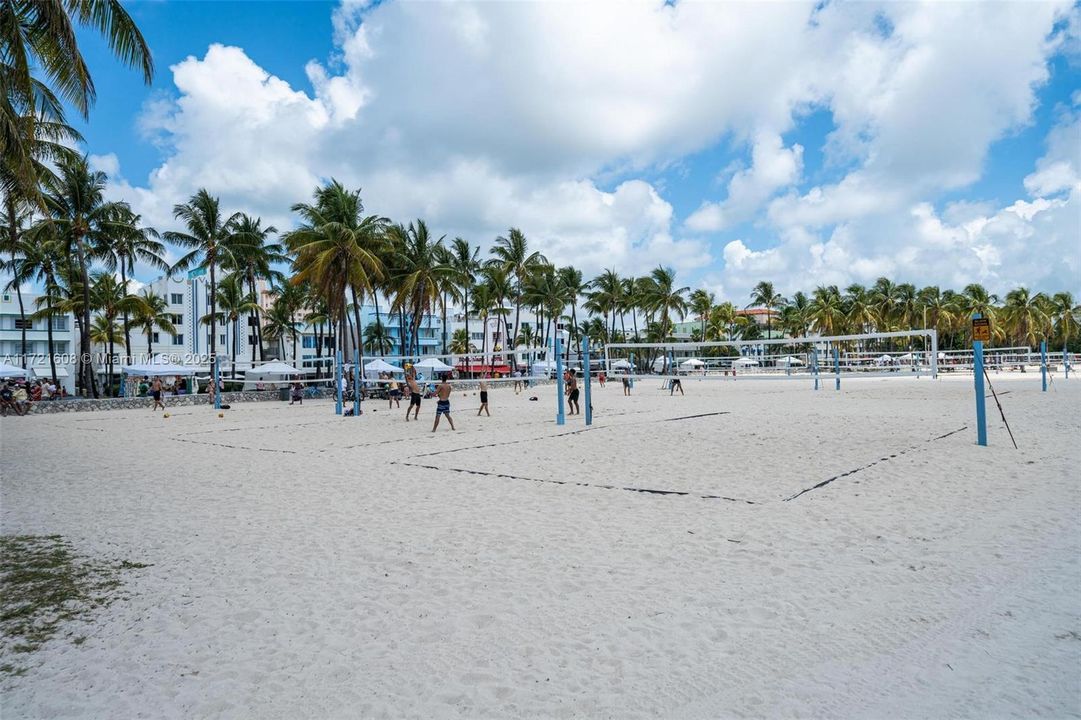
[
  {"xmin": 231, "ymin": 316, "xmax": 237, "ymax": 380},
  {"xmin": 441, "ymin": 290, "xmax": 448, "ymax": 355},
  {"xmin": 74, "ymin": 231, "xmax": 98, "ymax": 398},
  {"xmin": 314, "ymin": 321, "xmax": 323, "ymax": 378},
  {"xmin": 6, "ymin": 198, "xmax": 27, "ymax": 369},
  {"xmin": 463, "ymin": 287, "xmax": 470, "ymax": 357},
  {"xmin": 208, "ymin": 260, "xmax": 218, "ymax": 372},
  {"xmin": 107, "ymin": 334, "xmax": 115, "ymax": 396},
  {"xmin": 46, "ymin": 307, "xmax": 57, "ymax": 386},
  {"xmin": 120, "ymin": 264, "xmax": 132, "ymax": 366}
]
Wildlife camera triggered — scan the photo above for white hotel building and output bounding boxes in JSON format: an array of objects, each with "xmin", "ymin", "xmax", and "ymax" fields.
[{"xmin": 0, "ymin": 287, "xmax": 79, "ymax": 394}]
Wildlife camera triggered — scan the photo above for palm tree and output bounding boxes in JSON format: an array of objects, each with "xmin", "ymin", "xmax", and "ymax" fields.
[
  {"xmin": 224, "ymin": 213, "xmax": 283, "ymax": 363},
  {"xmin": 557, "ymin": 266, "xmax": 585, "ymax": 355},
  {"xmin": 0, "ymin": 201, "xmax": 33, "ymax": 366},
  {"xmin": 39, "ymin": 154, "xmax": 132, "ymax": 396},
  {"xmin": 205, "ymin": 274, "xmax": 260, "ymax": 379},
  {"xmin": 689, "ymin": 289, "xmax": 714, "ymax": 341},
  {"xmin": 448, "ymin": 237, "xmax": 480, "ymax": 360},
  {"xmin": 844, "ymin": 284, "xmax": 875, "ymax": 335},
  {"xmin": 1, "ymin": 0, "xmax": 152, "ymax": 206},
  {"xmin": 707, "ymin": 301, "xmax": 738, "ymax": 341},
  {"xmin": 1048, "ymin": 292, "xmax": 1078, "ymax": 347},
  {"xmin": 643, "ymin": 266, "xmax": 689, "ymax": 340},
  {"xmin": 88, "ymin": 314, "xmax": 123, "ymax": 394},
  {"xmin": 490, "ymin": 227, "xmax": 546, "ymax": 360},
  {"xmin": 96, "ymin": 207, "xmax": 166, "ymax": 365},
  {"xmin": 448, "ymin": 328, "xmax": 474, "ymax": 354},
  {"xmin": 1001, "ymin": 287, "xmax": 1050, "ymax": 347},
  {"xmin": 748, "ymin": 281, "xmax": 785, "ymax": 339},
  {"xmin": 470, "ymin": 281, "xmax": 496, "ymax": 361},
  {"xmin": 88, "ymin": 272, "xmax": 146, "ymax": 394},
  {"xmin": 262, "ymin": 297, "xmax": 298, "ymax": 362},
  {"xmin": 363, "ymin": 321, "xmax": 394, "ymax": 355},
  {"xmin": 587, "ymin": 269, "xmax": 623, "ymax": 342},
  {"xmin": 18, "ymin": 234, "xmax": 68, "ymax": 382},
  {"xmin": 388, "ymin": 220, "xmax": 448, "ymax": 358},
  {"xmin": 131, "ymin": 289, "xmax": 176, "ymax": 356},
  {"xmin": 809, "ymin": 285, "xmax": 845, "ymax": 336},
  {"xmin": 166, "ymin": 189, "xmax": 253, "ymax": 368},
  {"xmin": 285, "ymin": 180, "xmax": 387, "ymax": 362}
]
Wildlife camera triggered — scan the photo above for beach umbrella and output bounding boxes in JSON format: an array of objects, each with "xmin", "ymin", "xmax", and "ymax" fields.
[
  {"xmin": 122, "ymin": 355, "xmax": 197, "ymax": 376},
  {"xmin": 0, "ymin": 362, "xmax": 28, "ymax": 378}
]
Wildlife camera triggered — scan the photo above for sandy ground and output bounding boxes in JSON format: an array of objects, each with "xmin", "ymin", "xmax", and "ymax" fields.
[{"xmin": 1, "ymin": 373, "xmax": 1079, "ymax": 719}]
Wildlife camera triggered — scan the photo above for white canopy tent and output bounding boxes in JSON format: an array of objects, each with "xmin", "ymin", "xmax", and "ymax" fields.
[
  {"xmin": 247, "ymin": 362, "xmax": 301, "ymax": 375},
  {"xmin": 733, "ymin": 357, "xmax": 759, "ymax": 367},
  {"xmin": 610, "ymin": 359, "xmax": 634, "ymax": 369},
  {"xmin": 364, "ymin": 358, "xmax": 404, "ymax": 375},
  {"xmin": 121, "ymin": 357, "xmax": 197, "ymax": 376},
  {"xmin": 0, "ymin": 362, "xmax": 28, "ymax": 378},
  {"xmin": 679, "ymin": 358, "xmax": 706, "ymax": 369},
  {"xmin": 777, "ymin": 356, "xmax": 805, "ymax": 366},
  {"xmin": 414, "ymin": 357, "xmax": 454, "ymax": 373},
  {"xmin": 875, "ymin": 354, "xmax": 896, "ymax": 365}
]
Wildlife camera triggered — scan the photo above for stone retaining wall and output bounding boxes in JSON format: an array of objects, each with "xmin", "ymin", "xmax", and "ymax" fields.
[{"xmin": 24, "ymin": 380, "xmax": 555, "ymax": 414}]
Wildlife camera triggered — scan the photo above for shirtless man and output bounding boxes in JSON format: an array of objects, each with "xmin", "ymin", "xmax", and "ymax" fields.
[
  {"xmin": 566, "ymin": 370, "xmax": 580, "ymax": 415},
  {"xmin": 477, "ymin": 379, "xmax": 490, "ymax": 417},
  {"xmin": 150, "ymin": 376, "xmax": 165, "ymax": 411},
  {"xmin": 432, "ymin": 374, "xmax": 455, "ymax": 431},
  {"xmin": 405, "ymin": 369, "xmax": 422, "ymax": 421}
]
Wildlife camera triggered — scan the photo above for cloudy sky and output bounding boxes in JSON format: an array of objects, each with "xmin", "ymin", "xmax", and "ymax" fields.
[{"xmin": 75, "ymin": 0, "xmax": 1080, "ymax": 299}]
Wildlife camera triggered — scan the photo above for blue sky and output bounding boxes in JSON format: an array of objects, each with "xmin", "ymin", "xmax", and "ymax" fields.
[{"xmin": 73, "ymin": 1, "xmax": 1081, "ymax": 298}]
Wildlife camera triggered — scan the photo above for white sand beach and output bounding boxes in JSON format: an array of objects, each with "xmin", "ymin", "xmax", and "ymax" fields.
[{"xmin": 2, "ymin": 375, "xmax": 1079, "ymax": 718}]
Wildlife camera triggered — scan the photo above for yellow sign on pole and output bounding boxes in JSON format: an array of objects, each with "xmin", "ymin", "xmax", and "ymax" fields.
[{"xmin": 972, "ymin": 317, "xmax": 991, "ymax": 343}]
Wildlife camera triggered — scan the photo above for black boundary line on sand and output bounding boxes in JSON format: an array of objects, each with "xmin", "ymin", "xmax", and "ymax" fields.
[
  {"xmin": 784, "ymin": 425, "xmax": 968, "ymax": 502},
  {"xmin": 170, "ymin": 436, "xmax": 298, "ymax": 454},
  {"xmin": 395, "ymin": 461, "xmax": 757, "ymax": 504}
]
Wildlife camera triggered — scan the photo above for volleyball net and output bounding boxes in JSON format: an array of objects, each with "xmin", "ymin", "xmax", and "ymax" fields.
[{"xmin": 600, "ymin": 330, "xmax": 941, "ymax": 383}]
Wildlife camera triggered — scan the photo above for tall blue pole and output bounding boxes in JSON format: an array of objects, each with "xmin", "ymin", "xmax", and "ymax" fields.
[
  {"xmin": 1065, "ymin": 344, "xmax": 1070, "ymax": 380},
  {"xmin": 212, "ymin": 355, "xmax": 222, "ymax": 410},
  {"xmin": 974, "ymin": 313, "xmax": 987, "ymax": 447},
  {"xmin": 555, "ymin": 336, "xmax": 565, "ymax": 425},
  {"xmin": 353, "ymin": 348, "xmax": 361, "ymax": 416},
  {"xmin": 335, "ymin": 349, "xmax": 343, "ymax": 415},
  {"xmin": 583, "ymin": 337, "xmax": 592, "ymax": 426},
  {"xmin": 1041, "ymin": 340, "xmax": 1047, "ymax": 391},
  {"xmin": 833, "ymin": 347, "xmax": 840, "ymax": 391},
  {"xmin": 628, "ymin": 352, "xmax": 635, "ymax": 389},
  {"xmin": 812, "ymin": 347, "xmax": 819, "ymax": 391}
]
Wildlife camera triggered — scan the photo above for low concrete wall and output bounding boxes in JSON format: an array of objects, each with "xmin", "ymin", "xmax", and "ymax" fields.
[{"xmin": 24, "ymin": 379, "xmax": 556, "ymax": 414}]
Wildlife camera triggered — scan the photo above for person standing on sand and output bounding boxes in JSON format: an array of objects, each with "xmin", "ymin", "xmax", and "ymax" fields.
[
  {"xmin": 566, "ymin": 370, "xmax": 580, "ymax": 415},
  {"xmin": 477, "ymin": 379, "xmax": 490, "ymax": 416},
  {"xmin": 150, "ymin": 376, "xmax": 165, "ymax": 411},
  {"xmin": 670, "ymin": 377, "xmax": 683, "ymax": 396},
  {"xmin": 289, "ymin": 380, "xmax": 303, "ymax": 405},
  {"xmin": 513, "ymin": 370, "xmax": 522, "ymax": 395},
  {"xmin": 598, "ymin": 371, "xmax": 606, "ymax": 388},
  {"xmin": 622, "ymin": 375, "xmax": 631, "ymax": 396},
  {"xmin": 432, "ymin": 373, "xmax": 455, "ymax": 432},
  {"xmin": 405, "ymin": 369, "xmax": 422, "ymax": 421},
  {"xmin": 388, "ymin": 374, "xmax": 402, "ymax": 409}
]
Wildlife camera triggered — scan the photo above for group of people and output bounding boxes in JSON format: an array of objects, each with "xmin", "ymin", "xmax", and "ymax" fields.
[{"xmin": 1, "ymin": 377, "xmax": 64, "ymax": 415}]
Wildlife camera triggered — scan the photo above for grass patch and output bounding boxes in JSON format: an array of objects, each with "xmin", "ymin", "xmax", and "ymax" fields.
[{"xmin": 0, "ymin": 535, "xmax": 151, "ymax": 677}]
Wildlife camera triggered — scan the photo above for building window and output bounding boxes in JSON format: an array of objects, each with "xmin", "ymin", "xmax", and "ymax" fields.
[
  {"xmin": 151, "ymin": 332, "xmax": 160, "ymax": 344},
  {"xmin": 50, "ymin": 317, "xmax": 67, "ymax": 331},
  {"xmin": 219, "ymin": 334, "xmax": 226, "ymax": 345},
  {"xmin": 13, "ymin": 317, "xmax": 32, "ymax": 330},
  {"xmin": 170, "ymin": 293, "xmax": 183, "ymax": 305},
  {"xmin": 171, "ymin": 314, "xmax": 183, "ymax": 325},
  {"xmin": 173, "ymin": 334, "xmax": 184, "ymax": 345},
  {"xmin": 302, "ymin": 336, "xmax": 315, "ymax": 349}
]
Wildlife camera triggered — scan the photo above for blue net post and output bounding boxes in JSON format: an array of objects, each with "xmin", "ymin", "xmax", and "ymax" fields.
[
  {"xmin": 555, "ymin": 336, "xmax": 565, "ymax": 425},
  {"xmin": 353, "ymin": 348, "xmax": 361, "ymax": 416},
  {"xmin": 583, "ymin": 337, "xmax": 593, "ymax": 426},
  {"xmin": 973, "ymin": 313, "xmax": 987, "ymax": 446},
  {"xmin": 628, "ymin": 353, "xmax": 635, "ymax": 389},
  {"xmin": 212, "ymin": 355, "xmax": 222, "ymax": 410},
  {"xmin": 812, "ymin": 347, "xmax": 819, "ymax": 390},
  {"xmin": 334, "ymin": 350, "xmax": 343, "ymax": 415},
  {"xmin": 1041, "ymin": 340, "xmax": 1047, "ymax": 391},
  {"xmin": 1065, "ymin": 344, "xmax": 1070, "ymax": 380},
  {"xmin": 833, "ymin": 347, "xmax": 840, "ymax": 391}
]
